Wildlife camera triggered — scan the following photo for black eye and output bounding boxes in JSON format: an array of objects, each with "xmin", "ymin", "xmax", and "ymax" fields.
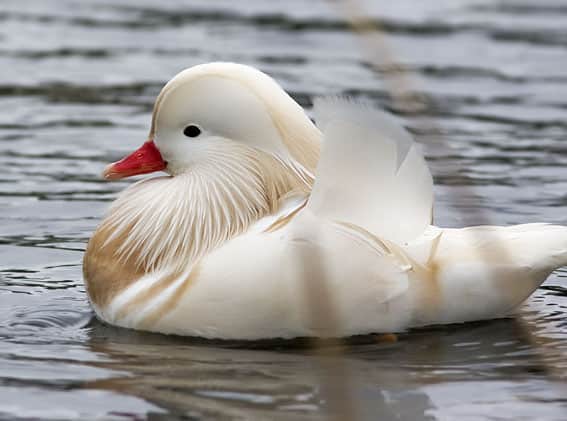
[{"xmin": 183, "ymin": 125, "xmax": 201, "ymax": 138}]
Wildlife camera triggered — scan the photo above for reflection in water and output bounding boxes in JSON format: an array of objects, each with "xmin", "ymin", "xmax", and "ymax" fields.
[
  {"xmin": 75, "ymin": 316, "xmax": 564, "ymax": 420},
  {"xmin": 1, "ymin": 0, "xmax": 567, "ymax": 419}
]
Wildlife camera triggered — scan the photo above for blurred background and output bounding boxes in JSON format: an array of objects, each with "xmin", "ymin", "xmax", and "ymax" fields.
[{"xmin": 0, "ymin": 0, "xmax": 566, "ymax": 419}]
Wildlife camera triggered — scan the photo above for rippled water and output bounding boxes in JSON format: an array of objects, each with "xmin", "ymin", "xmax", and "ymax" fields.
[{"xmin": 1, "ymin": 0, "xmax": 566, "ymax": 419}]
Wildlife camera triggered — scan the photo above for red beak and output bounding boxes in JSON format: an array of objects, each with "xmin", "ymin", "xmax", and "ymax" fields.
[{"xmin": 103, "ymin": 140, "xmax": 167, "ymax": 180}]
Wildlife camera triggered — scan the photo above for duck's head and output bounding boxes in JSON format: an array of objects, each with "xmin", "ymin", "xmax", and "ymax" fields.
[
  {"xmin": 97, "ymin": 63, "xmax": 322, "ymax": 272},
  {"xmin": 103, "ymin": 62, "xmax": 320, "ymax": 187}
]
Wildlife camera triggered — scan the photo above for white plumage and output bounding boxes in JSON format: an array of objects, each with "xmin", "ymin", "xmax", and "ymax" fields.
[
  {"xmin": 309, "ymin": 97, "xmax": 433, "ymax": 244},
  {"xmin": 83, "ymin": 62, "xmax": 567, "ymax": 339}
]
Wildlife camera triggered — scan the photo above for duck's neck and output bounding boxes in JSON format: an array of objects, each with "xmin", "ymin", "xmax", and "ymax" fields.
[{"xmin": 101, "ymin": 148, "xmax": 312, "ymax": 274}]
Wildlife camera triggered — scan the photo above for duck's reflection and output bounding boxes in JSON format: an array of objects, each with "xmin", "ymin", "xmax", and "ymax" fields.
[{"xmin": 79, "ymin": 314, "xmax": 565, "ymax": 420}]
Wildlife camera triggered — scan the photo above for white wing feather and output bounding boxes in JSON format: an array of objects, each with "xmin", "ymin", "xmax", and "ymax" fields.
[{"xmin": 308, "ymin": 98, "xmax": 434, "ymax": 244}]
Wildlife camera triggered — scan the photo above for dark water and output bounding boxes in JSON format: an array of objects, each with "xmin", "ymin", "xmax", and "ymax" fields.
[{"xmin": 1, "ymin": 0, "xmax": 566, "ymax": 419}]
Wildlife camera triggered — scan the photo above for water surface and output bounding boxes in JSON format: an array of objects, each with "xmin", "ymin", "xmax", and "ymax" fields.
[{"xmin": 1, "ymin": 0, "xmax": 566, "ymax": 419}]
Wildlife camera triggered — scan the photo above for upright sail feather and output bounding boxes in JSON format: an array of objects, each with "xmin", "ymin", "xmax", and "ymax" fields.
[{"xmin": 308, "ymin": 98, "xmax": 433, "ymax": 244}]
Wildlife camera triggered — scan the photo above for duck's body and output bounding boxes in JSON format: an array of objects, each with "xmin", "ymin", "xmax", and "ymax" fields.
[
  {"xmin": 86, "ymin": 187, "xmax": 567, "ymax": 340},
  {"xmin": 84, "ymin": 62, "xmax": 567, "ymax": 339}
]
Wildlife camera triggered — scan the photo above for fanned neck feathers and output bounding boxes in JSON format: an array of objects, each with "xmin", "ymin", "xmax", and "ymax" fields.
[{"xmin": 101, "ymin": 142, "xmax": 313, "ymax": 273}]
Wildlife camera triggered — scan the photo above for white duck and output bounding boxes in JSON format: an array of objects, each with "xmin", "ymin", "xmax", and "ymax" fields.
[{"xmin": 84, "ymin": 62, "xmax": 567, "ymax": 339}]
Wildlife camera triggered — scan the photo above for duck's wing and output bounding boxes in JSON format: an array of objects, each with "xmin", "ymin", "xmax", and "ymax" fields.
[{"xmin": 308, "ymin": 97, "xmax": 433, "ymax": 244}]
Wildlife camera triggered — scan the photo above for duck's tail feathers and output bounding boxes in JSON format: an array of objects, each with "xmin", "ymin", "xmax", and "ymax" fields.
[
  {"xmin": 445, "ymin": 223, "xmax": 567, "ymax": 276},
  {"xmin": 307, "ymin": 97, "xmax": 433, "ymax": 244},
  {"xmin": 505, "ymin": 223, "xmax": 567, "ymax": 275}
]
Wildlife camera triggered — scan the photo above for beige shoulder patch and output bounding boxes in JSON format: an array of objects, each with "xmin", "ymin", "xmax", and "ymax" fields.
[{"xmin": 83, "ymin": 221, "xmax": 145, "ymax": 309}]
